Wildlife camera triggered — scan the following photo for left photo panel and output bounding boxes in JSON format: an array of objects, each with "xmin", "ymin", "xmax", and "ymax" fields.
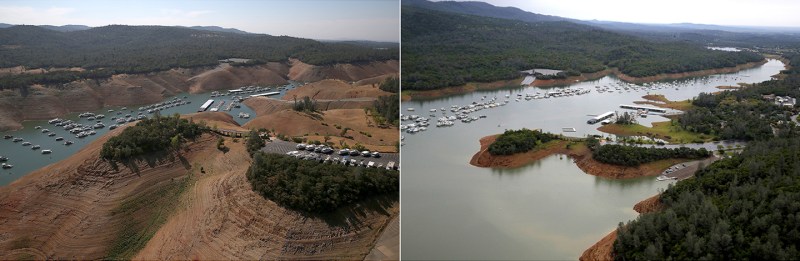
[{"xmin": 0, "ymin": 0, "xmax": 399, "ymax": 260}]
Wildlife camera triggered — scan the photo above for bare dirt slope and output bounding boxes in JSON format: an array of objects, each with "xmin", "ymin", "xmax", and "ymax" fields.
[
  {"xmin": 288, "ymin": 59, "xmax": 399, "ymax": 83},
  {"xmin": 135, "ymin": 148, "xmax": 398, "ymax": 259},
  {"xmin": 181, "ymin": 112, "xmax": 247, "ymax": 132},
  {"xmin": 0, "ymin": 129, "xmax": 396, "ymax": 260},
  {"xmin": 243, "ymin": 109, "xmax": 398, "ymax": 152},
  {"xmin": 284, "ymin": 79, "xmax": 392, "ymax": 101},
  {"xmin": 188, "ymin": 63, "xmax": 288, "ymax": 93},
  {"xmin": 0, "ymin": 127, "xmax": 206, "ymax": 259},
  {"xmin": 242, "ymin": 97, "xmax": 294, "ymax": 116}
]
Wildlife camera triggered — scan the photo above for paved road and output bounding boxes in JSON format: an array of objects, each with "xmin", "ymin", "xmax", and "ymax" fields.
[
  {"xmin": 661, "ymin": 156, "xmax": 723, "ymax": 181},
  {"xmin": 260, "ymin": 140, "xmax": 399, "ymax": 169},
  {"xmin": 364, "ymin": 215, "xmax": 399, "ymax": 261}
]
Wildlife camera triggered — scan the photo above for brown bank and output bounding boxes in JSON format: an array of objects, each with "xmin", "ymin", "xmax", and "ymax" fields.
[
  {"xmin": 470, "ymin": 135, "xmax": 690, "ymax": 179},
  {"xmin": 579, "ymin": 194, "xmax": 664, "ymax": 261}
]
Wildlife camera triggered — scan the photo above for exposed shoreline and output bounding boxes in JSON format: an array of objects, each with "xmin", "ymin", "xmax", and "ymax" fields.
[
  {"xmin": 469, "ymin": 134, "xmax": 698, "ymax": 179},
  {"xmin": 579, "ymin": 194, "xmax": 663, "ymax": 261},
  {"xmin": 403, "ymin": 59, "xmax": 769, "ymax": 101}
]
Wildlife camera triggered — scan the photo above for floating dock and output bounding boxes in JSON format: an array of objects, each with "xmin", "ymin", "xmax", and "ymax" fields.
[
  {"xmin": 199, "ymin": 99, "xmax": 214, "ymax": 112},
  {"xmin": 587, "ymin": 111, "xmax": 615, "ymax": 124},
  {"xmin": 249, "ymin": 92, "xmax": 281, "ymax": 98},
  {"xmin": 619, "ymin": 104, "xmax": 667, "ymax": 113}
]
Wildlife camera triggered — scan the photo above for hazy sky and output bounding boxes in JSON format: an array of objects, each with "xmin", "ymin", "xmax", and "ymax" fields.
[
  {"xmin": 452, "ymin": 0, "xmax": 800, "ymax": 27},
  {"xmin": 0, "ymin": 0, "xmax": 399, "ymax": 42}
]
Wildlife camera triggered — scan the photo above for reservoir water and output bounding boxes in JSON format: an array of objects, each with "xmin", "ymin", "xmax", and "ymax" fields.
[
  {"xmin": 400, "ymin": 59, "xmax": 784, "ymax": 259},
  {"xmin": 0, "ymin": 82, "xmax": 299, "ymax": 186}
]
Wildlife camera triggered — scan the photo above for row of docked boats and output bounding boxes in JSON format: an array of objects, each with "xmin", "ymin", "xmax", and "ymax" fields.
[{"xmin": 140, "ymin": 97, "xmax": 190, "ymax": 114}]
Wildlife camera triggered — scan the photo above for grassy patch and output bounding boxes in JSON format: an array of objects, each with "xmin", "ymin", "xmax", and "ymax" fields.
[
  {"xmin": 105, "ymin": 175, "xmax": 192, "ymax": 259},
  {"xmin": 636, "ymin": 94, "xmax": 694, "ymax": 111},
  {"xmin": 598, "ymin": 121, "xmax": 714, "ymax": 144}
]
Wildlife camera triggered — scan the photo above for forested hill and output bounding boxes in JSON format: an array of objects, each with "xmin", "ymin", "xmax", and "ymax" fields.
[
  {"xmin": 401, "ymin": 6, "xmax": 763, "ymax": 90},
  {"xmin": 0, "ymin": 25, "xmax": 397, "ymax": 71}
]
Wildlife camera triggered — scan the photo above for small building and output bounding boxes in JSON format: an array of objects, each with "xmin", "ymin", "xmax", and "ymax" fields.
[{"xmin": 775, "ymin": 96, "xmax": 796, "ymax": 107}]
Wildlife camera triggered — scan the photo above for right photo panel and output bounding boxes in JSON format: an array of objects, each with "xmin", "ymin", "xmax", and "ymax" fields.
[{"xmin": 401, "ymin": 0, "xmax": 798, "ymax": 260}]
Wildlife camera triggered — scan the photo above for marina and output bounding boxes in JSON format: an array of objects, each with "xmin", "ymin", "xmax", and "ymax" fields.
[
  {"xmin": 0, "ymin": 82, "xmax": 300, "ymax": 185},
  {"xmin": 401, "ymin": 59, "xmax": 784, "ymax": 259}
]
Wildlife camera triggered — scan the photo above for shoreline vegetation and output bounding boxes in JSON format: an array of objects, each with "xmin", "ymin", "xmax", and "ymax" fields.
[
  {"xmin": 403, "ymin": 59, "xmax": 767, "ymax": 101},
  {"xmin": 581, "ymin": 53, "xmax": 800, "ymax": 260},
  {"xmin": 470, "ymin": 133, "xmax": 710, "ymax": 179},
  {"xmin": 598, "ymin": 94, "xmax": 712, "ymax": 144},
  {"xmin": 579, "ymin": 194, "xmax": 664, "ymax": 261}
]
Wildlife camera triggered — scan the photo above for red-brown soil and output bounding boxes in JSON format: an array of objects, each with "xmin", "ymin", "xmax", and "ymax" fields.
[{"xmin": 470, "ymin": 135, "xmax": 688, "ymax": 179}]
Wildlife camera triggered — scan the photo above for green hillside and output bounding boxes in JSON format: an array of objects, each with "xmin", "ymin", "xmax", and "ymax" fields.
[
  {"xmin": 0, "ymin": 25, "xmax": 397, "ymax": 90},
  {"xmin": 401, "ymin": 6, "xmax": 763, "ymax": 90}
]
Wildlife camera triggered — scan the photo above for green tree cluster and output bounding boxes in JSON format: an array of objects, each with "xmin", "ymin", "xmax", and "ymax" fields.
[
  {"xmin": 592, "ymin": 145, "xmax": 710, "ymax": 166},
  {"xmin": 488, "ymin": 128, "xmax": 559, "ymax": 155},
  {"xmin": 373, "ymin": 94, "xmax": 400, "ymax": 126},
  {"xmin": 245, "ymin": 129, "xmax": 265, "ymax": 155},
  {"xmin": 292, "ymin": 96, "xmax": 317, "ymax": 112},
  {"xmin": 100, "ymin": 115, "xmax": 204, "ymax": 160},
  {"xmin": 378, "ymin": 77, "xmax": 399, "ymax": 93},
  {"xmin": 246, "ymin": 153, "xmax": 399, "ymax": 213},
  {"xmin": 615, "ymin": 138, "xmax": 800, "ymax": 260}
]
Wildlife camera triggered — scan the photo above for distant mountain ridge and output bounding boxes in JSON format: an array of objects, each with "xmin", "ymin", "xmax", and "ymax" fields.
[
  {"xmin": 403, "ymin": 0, "xmax": 800, "ymax": 47},
  {"xmin": 402, "ymin": 0, "xmax": 572, "ymax": 23},
  {"xmin": 0, "ymin": 23, "xmax": 252, "ymax": 34}
]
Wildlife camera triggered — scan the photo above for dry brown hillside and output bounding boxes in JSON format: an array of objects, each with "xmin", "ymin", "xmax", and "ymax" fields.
[
  {"xmin": 288, "ymin": 59, "xmax": 398, "ymax": 83},
  {"xmin": 283, "ymin": 79, "xmax": 392, "ymax": 101},
  {"xmin": 0, "ymin": 59, "xmax": 397, "ymax": 132},
  {"xmin": 243, "ymin": 109, "xmax": 398, "ymax": 152}
]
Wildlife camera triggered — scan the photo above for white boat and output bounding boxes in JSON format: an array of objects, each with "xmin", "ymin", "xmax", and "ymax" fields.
[
  {"xmin": 656, "ymin": 176, "xmax": 677, "ymax": 181},
  {"xmin": 1, "ymin": 163, "xmax": 12, "ymax": 169}
]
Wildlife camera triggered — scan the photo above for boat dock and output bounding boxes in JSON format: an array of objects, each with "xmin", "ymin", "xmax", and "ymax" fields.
[
  {"xmin": 249, "ymin": 92, "xmax": 281, "ymax": 98},
  {"xmin": 587, "ymin": 111, "xmax": 615, "ymax": 124},
  {"xmin": 619, "ymin": 104, "xmax": 667, "ymax": 113},
  {"xmin": 198, "ymin": 99, "xmax": 215, "ymax": 112}
]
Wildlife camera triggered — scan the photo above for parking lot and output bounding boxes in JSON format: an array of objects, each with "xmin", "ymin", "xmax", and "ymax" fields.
[{"xmin": 261, "ymin": 140, "xmax": 399, "ymax": 170}]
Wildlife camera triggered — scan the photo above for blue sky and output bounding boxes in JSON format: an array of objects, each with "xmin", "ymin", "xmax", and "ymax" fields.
[
  {"xmin": 0, "ymin": 0, "xmax": 399, "ymax": 42},
  {"xmin": 449, "ymin": 0, "xmax": 800, "ymax": 27}
]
